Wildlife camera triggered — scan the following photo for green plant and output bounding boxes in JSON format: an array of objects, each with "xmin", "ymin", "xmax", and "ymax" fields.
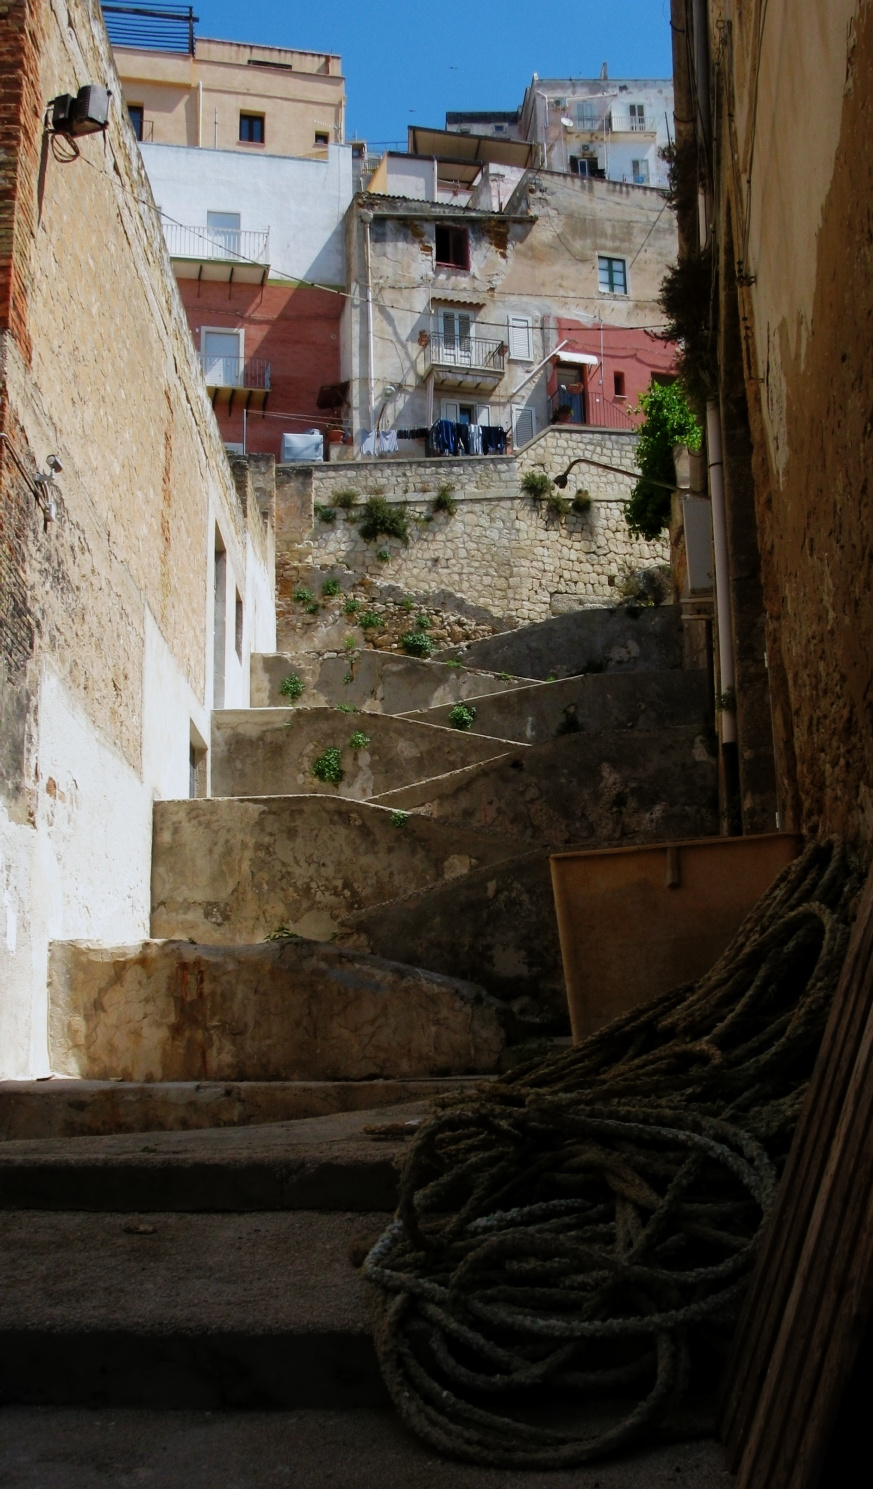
[
  {"xmin": 448, "ymin": 703, "xmax": 476, "ymax": 731},
  {"xmin": 715, "ymin": 686, "xmax": 737, "ymax": 714},
  {"xmin": 314, "ymin": 503, "xmax": 337, "ymax": 524},
  {"xmin": 415, "ymin": 614, "xmax": 430, "ymax": 630},
  {"xmin": 358, "ymin": 494, "xmax": 410, "ymax": 545},
  {"xmin": 333, "ymin": 489, "xmax": 359, "ymax": 510},
  {"xmin": 359, "ymin": 611, "xmax": 382, "ymax": 630},
  {"xmin": 376, "ymin": 548, "xmax": 391, "ymax": 562},
  {"xmin": 442, "ymin": 659, "xmax": 463, "ymax": 670},
  {"xmin": 293, "ymin": 586, "xmax": 313, "ymax": 604},
  {"xmin": 657, "ymin": 248, "xmax": 718, "ymax": 409},
  {"xmin": 625, "ymin": 382, "xmax": 702, "ymax": 540},
  {"xmin": 335, "ymin": 703, "xmax": 357, "ymax": 714},
  {"xmin": 572, "ymin": 490, "xmax": 593, "ymax": 514},
  {"xmin": 311, "ymin": 747, "xmax": 344, "ymax": 785},
  {"xmin": 343, "ymin": 672, "xmax": 353, "ymax": 685},
  {"xmin": 498, "ymin": 672, "xmax": 512, "ymax": 682},
  {"xmin": 546, "ymin": 673, "xmax": 556, "ymax": 682},
  {"xmin": 343, "ymin": 596, "xmax": 361, "ymax": 615},
  {"xmin": 401, "ymin": 630, "xmax": 433, "ymax": 658},
  {"xmin": 546, "ymin": 490, "xmax": 571, "ymax": 518},
  {"xmin": 279, "ymin": 672, "xmax": 305, "ymax": 702},
  {"xmin": 432, "ymin": 483, "xmax": 457, "ymax": 516},
  {"xmin": 349, "ymin": 730, "xmax": 370, "ymax": 750},
  {"xmin": 391, "ymin": 810, "xmax": 409, "ymax": 828},
  {"xmin": 305, "ymin": 601, "xmax": 320, "ymax": 615},
  {"xmin": 343, "ymin": 636, "xmax": 358, "ymax": 653},
  {"xmin": 321, "ymin": 577, "xmax": 340, "ymax": 597},
  {"xmin": 264, "ymin": 925, "xmax": 301, "ymax": 941},
  {"xmin": 400, "ymin": 596, "xmax": 415, "ymax": 612},
  {"xmin": 521, "ymin": 470, "xmax": 553, "ymax": 502}
]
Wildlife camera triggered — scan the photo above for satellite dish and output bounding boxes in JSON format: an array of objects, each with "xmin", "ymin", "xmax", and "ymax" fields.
[{"xmin": 561, "ymin": 117, "xmax": 575, "ymax": 128}]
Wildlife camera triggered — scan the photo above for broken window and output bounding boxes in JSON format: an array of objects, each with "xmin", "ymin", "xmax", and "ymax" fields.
[{"xmin": 435, "ymin": 225, "xmax": 470, "ymax": 270}]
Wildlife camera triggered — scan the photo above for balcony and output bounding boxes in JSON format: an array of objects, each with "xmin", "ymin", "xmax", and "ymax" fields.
[
  {"xmin": 199, "ymin": 354, "xmax": 271, "ymax": 412},
  {"xmin": 163, "ymin": 223, "xmax": 271, "ymax": 284},
  {"xmin": 549, "ymin": 386, "xmax": 637, "ymax": 431},
  {"xmin": 425, "ymin": 331, "xmax": 506, "ymax": 390},
  {"xmin": 571, "ymin": 110, "xmax": 656, "ymax": 138}
]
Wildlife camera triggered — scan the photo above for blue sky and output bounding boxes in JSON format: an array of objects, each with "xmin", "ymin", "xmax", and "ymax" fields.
[{"xmin": 189, "ymin": 2, "xmax": 673, "ymax": 146}]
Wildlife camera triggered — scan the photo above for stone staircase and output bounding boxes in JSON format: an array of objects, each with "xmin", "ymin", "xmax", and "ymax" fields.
[{"xmin": 0, "ymin": 603, "xmax": 729, "ymax": 1478}]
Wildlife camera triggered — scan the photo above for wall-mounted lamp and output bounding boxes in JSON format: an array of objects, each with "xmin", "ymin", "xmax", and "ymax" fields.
[{"xmin": 49, "ymin": 85, "xmax": 111, "ymax": 138}]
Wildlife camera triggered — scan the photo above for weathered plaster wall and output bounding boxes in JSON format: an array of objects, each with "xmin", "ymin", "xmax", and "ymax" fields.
[
  {"xmin": 712, "ymin": 0, "xmax": 873, "ymax": 842},
  {"xmin": 0, "ymin": 0, "xmax": 275, "ymax": 1075},
  {"xmin": 275, "ymin": 429, "xmax": 669, "ymax": 629}
]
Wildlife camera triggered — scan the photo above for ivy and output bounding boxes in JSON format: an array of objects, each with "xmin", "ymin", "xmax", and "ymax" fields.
[{"xmin": 625, "ymin": 382, "xmax": 702, "ymax": 540}]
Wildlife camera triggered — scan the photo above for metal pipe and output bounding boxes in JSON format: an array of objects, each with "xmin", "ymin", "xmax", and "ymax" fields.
[
  {"xmin": 361, "ymin": 211, "xmax": 376, "ymax": 443},
  {"xmin": 707, "ymin": 400, "xmax": 737, "ymax": 744}
]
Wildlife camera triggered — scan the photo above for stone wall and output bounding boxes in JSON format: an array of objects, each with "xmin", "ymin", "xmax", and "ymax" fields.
[
  {"xmin": 275, "ymin": 428, "xmax": 669, "ymax": 634},
  {"xmin": 0, "ymin": 0, "xmax": 275, "ymax": 1076}
]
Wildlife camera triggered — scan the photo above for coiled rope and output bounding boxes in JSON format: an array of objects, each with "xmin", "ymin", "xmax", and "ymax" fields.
[{"xmin": 364, "ymin": 837, "xmax": 863, "ymax": 1467}]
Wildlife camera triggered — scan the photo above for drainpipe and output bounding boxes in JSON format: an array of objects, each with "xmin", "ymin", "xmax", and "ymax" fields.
[
  {"xmin": 197, "ymin": 81, "xmax": 202, "ymax": 147},
  {"xmin": 707, "ymin": 399, "xmax": 740, "ymax": 828},
  {"xmin": 360, "ymin": 210, "xmax": 376, "ymax": 442}
]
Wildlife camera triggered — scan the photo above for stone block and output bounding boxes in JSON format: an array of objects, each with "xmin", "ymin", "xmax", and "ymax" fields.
[{"xmin": 49, "ymin": 939, "xmax": 506, "ymax": 1082}]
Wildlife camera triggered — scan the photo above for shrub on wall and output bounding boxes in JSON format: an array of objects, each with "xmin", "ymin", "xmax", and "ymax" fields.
[
  {"xmin": 311, "ymin": 748, "xmax": 344, "ymax": 784},
  {"xmin": 279, "ymin": 672, "xmax": 305, "ymax": 702},
  {"xmin": 432, "ymin": 483, "xmax": 458, "ymax": 516},
  {"xmin": 358, "ymin": 495, "xmax": 410, "ymax": 545},
  {"xmin": 625, "ymin": 383, "xmax": 701, "ymax": 540},
  {"xmin": 401, "ymin": 631, "xmax": 433, "ymax": 658}
]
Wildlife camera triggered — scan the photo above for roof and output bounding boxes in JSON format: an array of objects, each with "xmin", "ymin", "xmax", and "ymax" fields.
[
  {"xmin": 407, "ymin": 126, "xmax": 536, "ymax": 169},
  {"xmin": 445, "ymin": 110, "xmax": 521, "ymax": 125}
]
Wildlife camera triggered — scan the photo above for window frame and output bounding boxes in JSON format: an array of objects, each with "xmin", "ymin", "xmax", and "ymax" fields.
[
  {"xmin": 239, "ymin": 112, "xmax": 265, "ymax": 145},
  {"xmin": 434, "ymin": 224, "xmax": 470, "ymax": 271},
  {"xmin": 597, "ymin": 255, "xmax": 629, "ymax": 297},
  {"xmin": 314, "ymin": 129, "xmax": 330, "ymax": 147}
]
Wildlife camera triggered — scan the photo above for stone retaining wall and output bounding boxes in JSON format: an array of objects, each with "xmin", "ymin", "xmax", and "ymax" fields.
[{"xmin": 275, "ymin": 428, "xmax": 669, "ymax": 627}]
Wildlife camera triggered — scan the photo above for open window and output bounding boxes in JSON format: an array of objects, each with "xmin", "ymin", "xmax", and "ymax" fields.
[{"xmin": 435, "ymin": 225, "xmax": 470, "ymax": 270}]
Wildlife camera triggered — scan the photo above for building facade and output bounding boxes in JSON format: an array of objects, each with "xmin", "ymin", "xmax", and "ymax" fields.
[
  {"xmin": 108, "ymin": 8, "xmax": 355, "ymax": 459},
  {"xmin": 343, "ymin": 139, "xmax": 678, "ymax": 452},
  {"xmin": 448, "ymin": 69, "xmax": 674, "ymax": 189},
  {"xmin": 0, "ymin": 0, "xmax": 275, "ymax": 1077}
]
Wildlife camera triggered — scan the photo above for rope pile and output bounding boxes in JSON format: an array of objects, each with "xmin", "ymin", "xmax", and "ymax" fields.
[{"xmin": 364, "ymin": 838, "xmax": 863, "ymax": 1467}]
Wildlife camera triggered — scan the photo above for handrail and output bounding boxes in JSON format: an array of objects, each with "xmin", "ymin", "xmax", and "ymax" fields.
[
  {"xmin": 199, "ymin": 354, "xmax": 270, "ymax": 391},
  {"xmin": 163, "ymin": 223, "xmax": 270, "ymax": 265},
  {"xmin": 428, "ymin": 332, "xmax": 506, "ymax": 375}
]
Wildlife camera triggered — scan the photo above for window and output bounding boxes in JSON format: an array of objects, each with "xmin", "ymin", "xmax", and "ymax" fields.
[
  {"xmin": 576, "ymin": 100, "xmax": 601, "ymax": 128},
  {"xmin": 235, "ymin": 590, "xmax": 243, "ymax": 660},
  {"xmin": 512, "ymin": 406, "xmax": 536, "ymax": 446},
  {"xmin": 440, "ymin": 309, "xmax": 472, "ymax": 357},
  {"xmin": 206, "ymin": 211, "xmax": 241, "ymax": 258},
  {"xmin": 631, "ymin": 158, "xmax": 650, "ymax": 185},
  {"xmin": 613, "ymin": 371, "xmax": 626, "ymax": 399},
  {"xmin": 507, "ymin": 315, "xmax": 533, "ymax": 361},
  {"xmin": 442, "ymin": 400, "xmax": 491, "ymax": 425},
  {"xmin": 629, "ymin": 103, "xmax": 646, "ymax": 131},
  {"xmin": 435, "ymin": 225, "xmax": 469, "ymax": 270},
  {"xmin": 570, "ymin": 155, "xmax": 600, "ymax": 177},
  {"xmin": 314, "ymin": 130, "xmax": 329, "ymax": 146},
  {"xmin": 598, "ymin": 255, "xmax": 628, "ymax": 295},
  {"xmin": 493, "ymin": 124, "xmax": 507, "ymax": 134},
  {"xmin": 239, "ymin": 112, "xmax": 265, "ymax": 144},
  {"xmin": 127, "ymin": 104, "xmax": 144, "ymax": 140}
]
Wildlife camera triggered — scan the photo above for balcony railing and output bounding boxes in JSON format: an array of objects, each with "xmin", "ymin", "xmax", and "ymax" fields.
[
  {"xmin": 199, "ymin": 354, "xmax": 270, "ymax": 392},
  {"xmin": 550, "ymin": 386, "xmax": 637, "ymax": 431},
  {"xmin": 163, "ymin": 223, "xmax": 270, "ymax": 265},
  {"xmin": 427, "ymin": 332, "xmax": 505, "ymax": 377},
  {"xmin": 572, "ymin": 110, "xmax": 653, "ymax": 135}
]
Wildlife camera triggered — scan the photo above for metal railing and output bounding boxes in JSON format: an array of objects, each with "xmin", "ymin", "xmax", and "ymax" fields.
[
  {"xmin": 550, "ymin": 387, "xmax": 637, "ymax": 431},
  {"xmin": 163, "ymin": 223, "xmax": 270, "ymax": 265},
  {"xmin": 102, "ymin": 4, "xmax": 197, "ymax": 55},
  {"xmin": 199, "ymin": 355, "xmax": 270, "ymax": 391},
  {"xmin": 428, "ymin": 332, "xmax": 505, "ymax": 375},
  {"xmin": 572, "ymin": 110, "xmax": 652, "ymax": 135}
]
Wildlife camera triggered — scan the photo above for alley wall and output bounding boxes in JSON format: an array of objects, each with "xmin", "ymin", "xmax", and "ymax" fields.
[{"xmin": 0, "ymin": 0, "xmax": 275, "ymax": 1075}]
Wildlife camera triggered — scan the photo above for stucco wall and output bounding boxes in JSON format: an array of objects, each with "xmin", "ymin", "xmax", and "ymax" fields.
[
  {"xmin": 276, "ymin": 428, "xmax": 668, "ymax": 626},
  {"xmin": 0, "ymin": 0, "xmax": 275, "ymax": 1075}
]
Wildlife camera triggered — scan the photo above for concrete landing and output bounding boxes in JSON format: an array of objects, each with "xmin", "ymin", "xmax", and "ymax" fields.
[
  {"xmin": 0, "ymin": 1208, "xmax": 388, "ymax": 1408},
  {"xmin": 210, "ymin": 707, "xmax": 518, "ymax": 801},
  {"xmin": 0, "ymin": 1101, "xmax": 427, "ymax": 1212},
  {"xmin": 0, "ymin": 1076, "xmax": 486, "ymax": 1141},
  {"xmin": 0, "ymin": 1408, "xmax": 735, "ymax": 1487},
  {"xmin": 48, "ymin": 938, "xmax": 506, "ymax": 1083},
  {"xmin": 251, "ymin": 648, "xmax": 526, "ymax": 712},
  {"xmin": 442, "ymin": 604, "xmax": 684, "ymax": 679}
]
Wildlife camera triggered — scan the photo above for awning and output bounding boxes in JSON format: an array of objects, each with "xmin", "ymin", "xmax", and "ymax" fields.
[{"xmin": 554, "ymin": 350, "xmax": 599, "ymax": 366}]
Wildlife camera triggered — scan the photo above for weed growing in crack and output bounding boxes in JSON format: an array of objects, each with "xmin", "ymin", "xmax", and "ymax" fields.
[
  {"xmin": 311, "ymin": 748, "xmax": 344, "ymax": 784},
  {"xmin": 279, "ymin": 673, "xmax": 305, "ymax": 702},
  {"xmin": 448, "ymin": 703, "xmax": 476, "ymax": 731}
]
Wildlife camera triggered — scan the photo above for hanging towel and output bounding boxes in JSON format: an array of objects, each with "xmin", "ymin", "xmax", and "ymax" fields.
[
  {"xmin": 481, "ymin": 425, "xmax": 507, "ymax": 455},
  {"xmin": 361, "ymin": 430, "xmax": 377, "ymax": 455},
  {"xmin": 468, "ymin": 424, "xmax": 483, "ymax": 455},
  {"xmin": 378, "ymin": 430, "xmax": 399, "ymax": 454}
]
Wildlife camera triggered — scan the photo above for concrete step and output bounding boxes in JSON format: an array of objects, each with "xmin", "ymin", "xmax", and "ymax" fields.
[
  {"xmin": 251, "ymin": 648, "xmax": 530, "ymax": 712},
  {"xmin": 371, "ymin": 727, "xmax": 719, "ymax": 847},
  {"xmin": 48, "ymin": 938, "xmax": 506, "ymax": 1083},
  {"xmin": 442, "ymin": 604, "xmax": 684, "ymax": 679},
  {"xmin": 0, "ymin": 1407, "xmax": 734, "ymax": 1487},
  {"xmin": 402, "ymin": 668, "xmax": 711, "ymax": 744},
  {"xmin": 211, "ymin": 707, "xmax": 521, "ymax": 801},
  {"xmin": 0, "ymin": 1076, "xmax": 487, "ymax": 1141},
  {"xmin": 151, "ymin": 795, "xmax": 524, "ymax": 944},
  {"xmin": 0, "ymin": 1101, "xmax": 427, "ymax": 1212},
  {"xmin": 0, "ymin": 1207, "xmax": 389, "ymax": 1408}
]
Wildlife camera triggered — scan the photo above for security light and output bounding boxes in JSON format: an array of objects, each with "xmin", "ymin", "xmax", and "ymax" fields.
[{"xmin": 50, "ymin": 85, "xmax": 111, "ymax": 137}]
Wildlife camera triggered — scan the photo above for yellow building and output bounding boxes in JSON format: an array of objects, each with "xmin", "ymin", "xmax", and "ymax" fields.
[{"xmin": 109, "ymin": 12, "xmax": 345, "ymax": 158}]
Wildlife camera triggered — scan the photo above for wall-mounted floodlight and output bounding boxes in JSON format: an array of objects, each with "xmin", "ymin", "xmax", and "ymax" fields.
[{"xmin": 50, "ymin": 85, "xmax": 111, "ymax": 137}]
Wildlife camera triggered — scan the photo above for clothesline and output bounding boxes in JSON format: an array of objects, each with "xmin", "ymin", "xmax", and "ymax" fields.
[{"xmin": 360, "ymin": 420, "xmax": 508, "ymax": 458}]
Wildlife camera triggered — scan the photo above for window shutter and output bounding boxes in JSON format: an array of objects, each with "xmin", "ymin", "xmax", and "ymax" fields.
[
  {"xmin": 476, "ymin": 404, "xmax": 492, "ymax": 426},
  {"xmin": 508, "ymin": 316, "xmax": 533, "ymax": 360},
  {"xmin": 513, "ymin": 407, "xmax": 535, "ymax": 446}
]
